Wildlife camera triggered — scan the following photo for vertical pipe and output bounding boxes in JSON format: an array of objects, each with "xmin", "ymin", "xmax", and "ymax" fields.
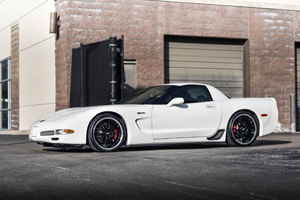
[
  {"xmin": 109, "ymin": 35, "xmax": 117, "ymax": 104},
  {"xmin": 80, "ymin": 43, "xmax": 84, "ymax": 107},
  {"xmin": 291, "ymin": 94, "xmax": 296, "ymax": 132},
  {"xmin": 120, "ymin": 35, "xmax": 125, "ymax": 100}
]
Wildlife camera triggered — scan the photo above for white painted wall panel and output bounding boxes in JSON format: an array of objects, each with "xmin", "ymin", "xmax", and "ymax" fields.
[
  {"xmin": 0, "ymin": 0, "xmax": 56, "ymax": 130},
  {"xmin": 19, "ymin": 0, "xmax": 54, "ymax": 51},
  {"xmin": 0, "ymin": 0, "xmax": 48, "ymax": 31},
  {"xmin": 0, "ymin": 27, "xmax": 10, "ymax": 60},
  {"xmin": 19, "ymin": 36, "xmax": 55, "ymax": 130},
  {"xmin": 20, "ymin": 104, "xmax": 55, "ymax": 130},
  {"xmin": 19, "ymin": 37, "xmax": 55, "ymax": 107}
]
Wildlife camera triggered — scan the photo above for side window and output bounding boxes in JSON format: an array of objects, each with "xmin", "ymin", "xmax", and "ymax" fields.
[{"xmin": 164, "ymin": 85, "xmax": 212, "ymax": 104}]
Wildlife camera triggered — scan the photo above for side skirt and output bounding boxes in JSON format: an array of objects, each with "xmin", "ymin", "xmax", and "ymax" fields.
[{"xmin": 207, "ymin": 129, "xmax": 225, "ymax": 140}]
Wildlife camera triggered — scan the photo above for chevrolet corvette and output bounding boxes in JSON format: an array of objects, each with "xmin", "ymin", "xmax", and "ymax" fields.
[{"xmin": 29, "ymin": 83, "xmax": 278, "ymax": 152}]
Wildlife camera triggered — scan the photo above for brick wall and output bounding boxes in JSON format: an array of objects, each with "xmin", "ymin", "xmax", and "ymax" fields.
[
  {"xmin": 55, "ymin": 0, "xmax": 300, "ymax": 128},
  {"xmin": 248, "ymin": 9, "xmax": 295, "ymax": 127},
  {"xmin": 11, "ymin": 23, "xmax": 19, "ymax": 130}
]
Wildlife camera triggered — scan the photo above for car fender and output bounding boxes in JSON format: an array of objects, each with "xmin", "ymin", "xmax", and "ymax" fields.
[
  {"xmin": 77, "ymin": 105, "xmax": 154, "ymax": 145},
  {"xmin": 219, "ymin": 98, "xmax": 278, "ymax": 137}
]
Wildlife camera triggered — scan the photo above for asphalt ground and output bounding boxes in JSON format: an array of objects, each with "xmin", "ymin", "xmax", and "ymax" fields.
[{"xmin": 0, "ymin": 133, "xmax": 299, "ymax": 200}]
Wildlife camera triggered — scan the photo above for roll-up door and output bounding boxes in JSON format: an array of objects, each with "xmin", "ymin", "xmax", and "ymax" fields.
[{"xmin": 165, "ymin": 37, "xmax": 246, "ymax": 98}]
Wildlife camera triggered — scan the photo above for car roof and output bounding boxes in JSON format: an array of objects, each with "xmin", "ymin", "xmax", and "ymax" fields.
[
  {"xmin": 159, "ymin": 83, "xmax": 229, "ymax": 100},
  {"xmin": 162, "ymin": 83, "xmax": 208, "ymax": 87}
]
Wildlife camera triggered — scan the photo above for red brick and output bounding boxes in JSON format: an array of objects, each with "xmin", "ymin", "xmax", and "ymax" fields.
[{"xmin": 10, "ymin": 24, "xmax": 19, "ymax": 130}]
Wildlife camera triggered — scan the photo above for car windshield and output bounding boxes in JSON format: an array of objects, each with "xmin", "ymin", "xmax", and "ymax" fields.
[{"xmin": 118, "ymin": 85, "xmax": 177, "ymax": 104}]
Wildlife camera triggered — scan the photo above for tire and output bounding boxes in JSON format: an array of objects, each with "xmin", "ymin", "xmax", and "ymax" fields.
[
  {"xmin": 88, "ymin": 113, "xmax": 126, "ymax": 152},
  {"xmin": 226, "ymin": 111, "xmax": 259, "ymax": 146}
]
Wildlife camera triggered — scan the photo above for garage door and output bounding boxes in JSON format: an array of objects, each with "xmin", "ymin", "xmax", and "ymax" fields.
[{"xmin": 165, "ymin": 40, "xmax": 245, "ymax": 98}]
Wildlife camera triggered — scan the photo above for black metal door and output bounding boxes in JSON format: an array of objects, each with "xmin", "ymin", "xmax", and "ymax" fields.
[{"xmin": 70, "ymin": 36, "xmax": 124, "ymax": 107}]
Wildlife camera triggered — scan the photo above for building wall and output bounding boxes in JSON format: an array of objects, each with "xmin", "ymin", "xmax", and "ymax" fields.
[
  {"xmin": 249, "ymin": 9, "xmax": 295, "ymax": 127},
  {"xmin": 152, "ymin": 0, "xmax": 300, "ymax": 11},
  {"xmin": 19, "ymin": 0, "xmax": 56, "ymax": 130},
  {"xmin": 0, "ymin": 0, "xmax": 56, "ymax": 130},
  {"xmin": 0, "ymin": 27, "xmax": 11, "ymax": 59},
  {"xmin": 55, "ymin": 0, "xmax": 299, "ymax": 128}
]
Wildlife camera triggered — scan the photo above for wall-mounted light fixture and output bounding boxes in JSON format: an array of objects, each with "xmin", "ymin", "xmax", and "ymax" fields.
[{"xmin": 49, "ymin": 12, "xmax": 61, "ymax": 34}]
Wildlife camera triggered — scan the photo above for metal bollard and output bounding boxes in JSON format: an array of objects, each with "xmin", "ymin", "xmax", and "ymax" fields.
[{"xmin": 290, "ymin": 94, "xmax": 296, "ymax": 132}]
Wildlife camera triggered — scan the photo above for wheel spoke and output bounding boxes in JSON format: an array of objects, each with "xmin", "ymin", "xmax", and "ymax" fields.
[
  {"xmin": 231, "ymin": 114, "xmax": 257, "ymax": 145},
  {"xmin": 92, "ymin": 117, "xmax": 123, "ymax": 150}
]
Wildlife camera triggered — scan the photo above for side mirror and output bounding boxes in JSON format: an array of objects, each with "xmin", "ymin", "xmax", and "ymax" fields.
[{"xmin": 167, "ymin": 97, "xmax": 184, "ymax": 107}]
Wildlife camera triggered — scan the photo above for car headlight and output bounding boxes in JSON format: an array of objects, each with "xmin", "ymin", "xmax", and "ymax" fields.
[{"xmin": 56, "ymin": 129, "xmax": 75, "ymax": 135}]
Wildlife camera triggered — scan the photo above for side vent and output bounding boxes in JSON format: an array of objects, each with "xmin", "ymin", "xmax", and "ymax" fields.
[{"xmin": 207, "ymin": 129, "xmax": 225, "ymax": 140}]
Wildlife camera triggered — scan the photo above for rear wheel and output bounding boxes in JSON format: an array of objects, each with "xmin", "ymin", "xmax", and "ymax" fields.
[
  {"xmin": 226, "ymin": 111, "xmax": 259, "ymax": 146},
  {"xmin": 88, "ymin": 114, "xmax": 126, "ymax": 152}
]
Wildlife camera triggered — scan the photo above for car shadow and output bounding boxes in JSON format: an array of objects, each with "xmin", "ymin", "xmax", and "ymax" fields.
[
  {"xmin": 252, "ymin": 139, "xmax": 291, "ymax": 146},
  {"xmin": 119, "ymin": 143, "xmax": 227, "ymax": 152},
  {"xmin": 42, "ymin": 146, "xmax": 94, "ymax": 153},
  {"xmin": 41, "ymin": 139, "xmax": 291, "ymax": 153},
  {"xmin": 119, "ymin": 139, "xmax": 291, "ymax": 152}
]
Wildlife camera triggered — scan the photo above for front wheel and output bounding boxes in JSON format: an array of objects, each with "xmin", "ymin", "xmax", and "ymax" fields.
[
  {"xmin": 226, "ymin": 111, "xmax": 259, "ymax": 146},
  {"xmin": 88, "ymin": 114, "xmax": 126, "ymax": 152}
]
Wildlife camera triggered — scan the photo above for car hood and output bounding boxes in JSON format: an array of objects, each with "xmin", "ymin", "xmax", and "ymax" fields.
[
  {"xmin": 39, "ymin": 107, "xmax": 91, "ymax": 121},
  {"xmin": 38, "ymin": 104, "xmax": 142, "ymax": 122}
]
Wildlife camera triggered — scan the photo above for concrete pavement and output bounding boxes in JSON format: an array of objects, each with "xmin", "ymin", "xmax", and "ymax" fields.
[{"xmin": 0, "ymin": 133, "xmax": 299, "ymax": 200}]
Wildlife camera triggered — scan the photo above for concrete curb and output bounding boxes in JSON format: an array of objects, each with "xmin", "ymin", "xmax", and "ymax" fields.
[{"xmin": 0, "ymin": 130, "xmax": 29, "ymax": 135}]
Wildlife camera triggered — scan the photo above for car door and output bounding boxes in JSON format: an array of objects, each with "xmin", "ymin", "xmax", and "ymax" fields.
[{"xmin": 152, "ymin": 85, "xmax": 222, "ymax": 139}]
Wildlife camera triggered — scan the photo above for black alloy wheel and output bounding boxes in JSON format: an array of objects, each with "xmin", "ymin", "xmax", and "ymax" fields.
[
  {"xmin": 88, "ymin": 114, "xmax": 126, "ymax": 152},
  {"xmin": 227, "ymin": 111, "xmax": 259, "ymax": 146}
]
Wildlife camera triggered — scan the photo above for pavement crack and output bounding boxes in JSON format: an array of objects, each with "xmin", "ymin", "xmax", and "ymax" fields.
[
  {"xmin": 0, "ymin": 142, "xmax": 30, "ymax": 147},
  {"xmin": 35, "ymin": 163, "xmax": 75, "ymax": 172},
  {"xmin": 165, "ymin": 181, "xmax": 210, "ymax": 191},
  {"xmin": 164, "ymin": 181, "xmax": 259, "ymax": 200},
  {"xmin": 250, "ymin": 193, "xmax": 280, "ymax": 200}
]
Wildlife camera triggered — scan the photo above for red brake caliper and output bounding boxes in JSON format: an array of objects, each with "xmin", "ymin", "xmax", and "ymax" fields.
[
  {"xmin": 114, "ymin": 129, "xmax": 118, "ymax": 140},
  {"xmin": 233, "ymin": 125, "xmax": 237, "ymax": 133}
]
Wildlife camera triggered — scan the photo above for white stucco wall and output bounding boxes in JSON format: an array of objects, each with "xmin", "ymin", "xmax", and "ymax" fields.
[
  {"xmin": 0, "ymin": 27, "xmax": 11, "ymax": 60},
  {"xmin": 19, "ymin": 0, "xmax": 55, "ymax": 130},
  {"xmin": 0, "ymin": 0, "xmax": 55, "ymax": 130}
]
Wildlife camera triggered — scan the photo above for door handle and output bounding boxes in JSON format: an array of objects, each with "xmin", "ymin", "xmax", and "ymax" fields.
[{"xmin": 206, "ymin": 104, "xmax": 215, "ymax": 109}]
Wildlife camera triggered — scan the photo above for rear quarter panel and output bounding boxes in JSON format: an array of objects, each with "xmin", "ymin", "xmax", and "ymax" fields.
[{"xmin": 219, "ymin": 98, "xmax": 278, "ymax": 137}]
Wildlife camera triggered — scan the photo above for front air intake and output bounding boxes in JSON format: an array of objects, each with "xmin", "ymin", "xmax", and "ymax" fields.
[{"xmin": 40, "ymin": 131, "xmax": 55, "ymax": 136}]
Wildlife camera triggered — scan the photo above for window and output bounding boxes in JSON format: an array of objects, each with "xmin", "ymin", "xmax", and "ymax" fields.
[
  {"xmin": 124, "ymin": 59, "xmax": 137, "ymax": 98},
  {"xmin": 161, "ymin": 85, "xmax": 212, "ymax": 104},
  {"xmin": 119, "ymin": 85, "xmax": 176, "ymax": 104},
  {"xmin": 0, "ymin": 58, "xmax": 11, "ymax": 129},
  {"xmin": 118, "ymin": 84, "xmax": 212, "ymax": 105}
]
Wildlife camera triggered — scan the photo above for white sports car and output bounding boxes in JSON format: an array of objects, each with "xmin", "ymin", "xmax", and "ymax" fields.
[{"xmin": 29, "ymin": 83, "xmax": 278, "ymax": 152}]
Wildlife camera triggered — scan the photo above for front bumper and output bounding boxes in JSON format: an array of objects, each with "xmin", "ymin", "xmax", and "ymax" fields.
[{"xmin": 29, "ymin": 120, "xmax": 88, "ymax": 145}]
